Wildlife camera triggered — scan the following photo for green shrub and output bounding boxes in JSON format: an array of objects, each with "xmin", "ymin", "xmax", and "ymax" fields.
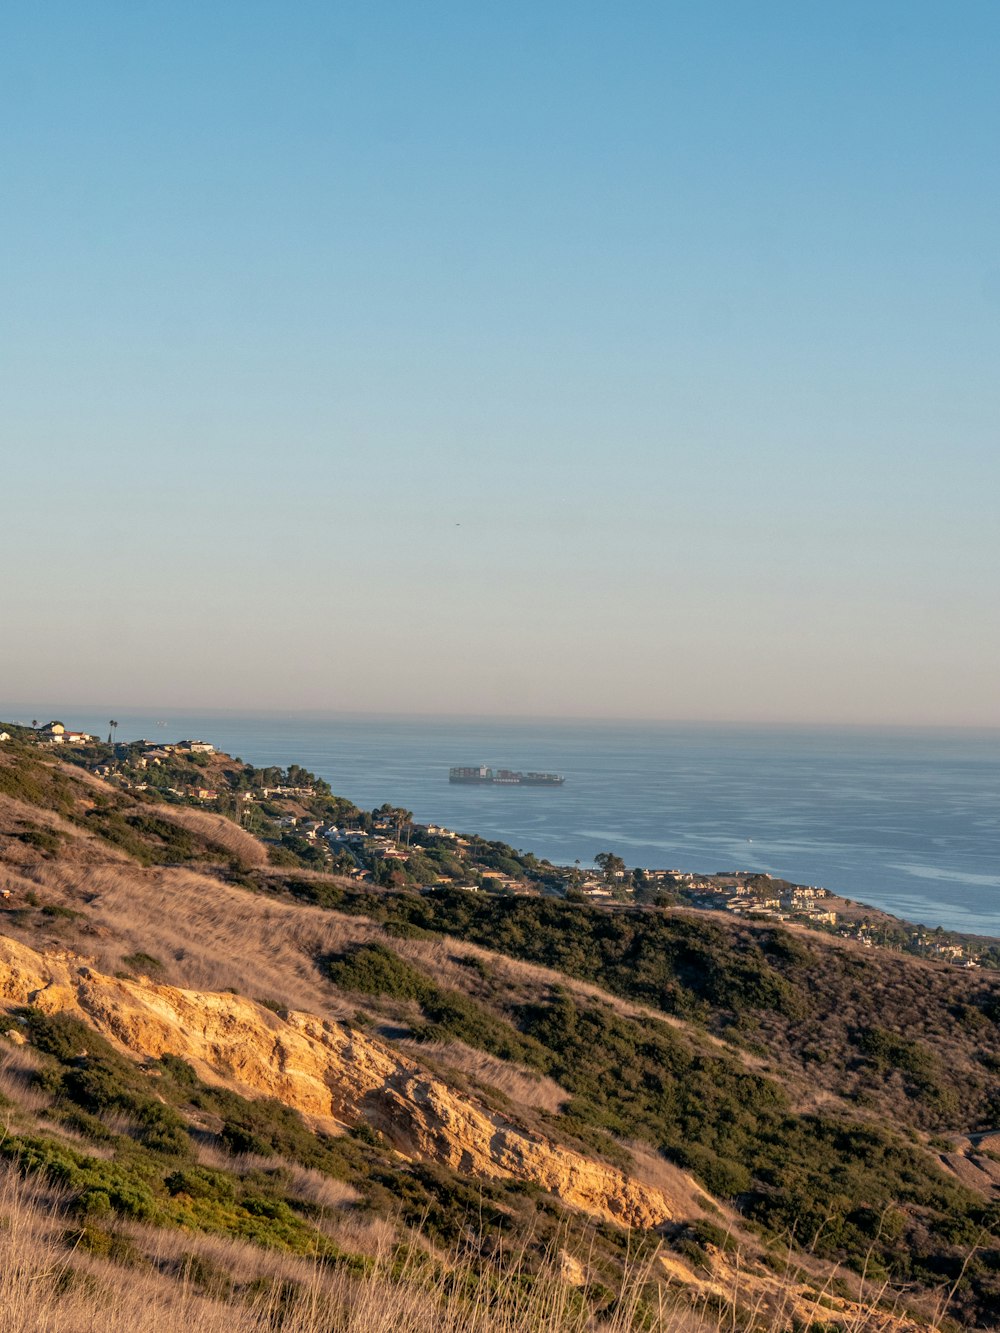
[
  {"xmin": 65, "ymin": 1223, "xmax": 146, "ymax": 1267},
  {"xmin": 0, "ymin": 758, "xmax": 75, "ymax": 813},
  {"xmin": 121, "ymin": 952, "xmax": 163, "ymax": 973},
  {"xmin": 13, "ymin": 825, "xmax": 63, "ymax": 855},
  {"xmin": 329, "ymin": 944, "xmax": 545, "ymax": 1067},
  {"xmin": 328, "ymin": 944, "xmax": 431, "ymax": 1003},
  {"xmin": 25, "ymin": 1010, "xmax": 191, "ymax": 1157}
]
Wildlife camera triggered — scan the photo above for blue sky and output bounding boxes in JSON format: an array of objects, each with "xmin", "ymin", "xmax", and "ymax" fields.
[{"xmin": 3, "ymin": 3, "xmax": 999, "ymax": 723}]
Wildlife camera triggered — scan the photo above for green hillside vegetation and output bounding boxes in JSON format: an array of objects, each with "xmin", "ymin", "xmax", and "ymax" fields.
[
  {"xmin": 292, "ymin": 884, "xmax": 1000, "ymax": 1134},
  {"xmin": 324, "ymin": 933, "xmax": 998, "ymax": 1304},
  {"xmin": 0, "ymin": 749, "xmax": 76, "ymax": 815},
  {"xmin": 289, "ymin": 883, "xmax": 1000, "ymax": 1318}
]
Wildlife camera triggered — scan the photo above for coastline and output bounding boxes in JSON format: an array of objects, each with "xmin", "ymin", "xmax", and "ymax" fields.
[{"xmin": 4, "ymin": 708, "xmax": 999, "ymax": 937}]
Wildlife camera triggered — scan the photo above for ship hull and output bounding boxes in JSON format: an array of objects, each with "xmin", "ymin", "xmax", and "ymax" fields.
[{"xmin": 449, "ymin": 767, "xmax": 564, "ymax": 786}]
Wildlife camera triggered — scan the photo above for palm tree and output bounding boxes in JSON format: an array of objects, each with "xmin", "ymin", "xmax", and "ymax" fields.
[
  {"xmin": 108, "ymin": 720, "xmax": 119, "ymax": 746},
  {"xmin": 396, "ymin": 808, "xmax": 414, "ymax": 846},
  {"xmin": 374, "ymin": 804, "xmax": 414, "ymax": 846}
]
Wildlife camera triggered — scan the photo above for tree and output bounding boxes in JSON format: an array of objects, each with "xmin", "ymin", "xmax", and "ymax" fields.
[
  {"xmin": 395, "ymin": 808, "xmax": 414, "ymax": 845},
  {"xmin": 108, "ymin": 720, "xmax": 118, "ymax": 746},
  {"xmin": 594, "ymin": 852, "xmax": 626, "ymax": 886},
  {"xmin": 373, "ymin": 804, "xmax": 413, "ymax": 844}
]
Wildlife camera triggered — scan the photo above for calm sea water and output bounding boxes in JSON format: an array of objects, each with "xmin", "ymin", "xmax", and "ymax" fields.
[{"xmin": 8, "ymin": 709, "xmax": 1000, "ymax": 937}]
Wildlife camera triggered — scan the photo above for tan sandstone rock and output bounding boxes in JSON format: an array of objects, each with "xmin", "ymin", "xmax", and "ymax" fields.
[{"xmin": 0, "ymin": 935, "xmax": 673, "ymax": 1229}]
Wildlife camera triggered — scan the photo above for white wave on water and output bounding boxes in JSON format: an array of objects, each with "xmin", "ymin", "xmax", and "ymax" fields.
[{"xmin": 888, "ymin": 863, "xmax": 1000, "ymax": 889}]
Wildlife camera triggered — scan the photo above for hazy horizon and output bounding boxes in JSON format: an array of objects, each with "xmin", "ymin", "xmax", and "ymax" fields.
[
  {"xmin": 4, "ymin": 700, "xmax": 1000, "ymax": 737},
  {"xmin": 4, "ymin": 3, "xmax": 998, "ymax": 726}
]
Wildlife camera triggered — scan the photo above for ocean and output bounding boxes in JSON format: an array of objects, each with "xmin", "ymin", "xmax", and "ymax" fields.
[{"xmin": 7, "ymin": 709, "xmax": 1000, "ymax": 937}]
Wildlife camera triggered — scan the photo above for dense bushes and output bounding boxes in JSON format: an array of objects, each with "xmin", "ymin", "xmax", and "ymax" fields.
[
  {"xmin": 0, "ymin": 755, "xmax": 75, "ymax": 814},
  {"xmin": 10, "ymin": 822, "xmax": 64, "ymax": 855},
  {"xmin": 323, "ymin": 931, "xmax": 1000, "ymax": 1296},
  {"xmin": 328, "ymin": 943, "xmax": 547, "ymax": 1067},
  {"xmin": 286, "ymin": 884, "xmax": 1000, "ymax": 1133},
  {"xmin": 0, "ymin": 1131, "xmax": 342, "ymax": 1253},
  {"xmin": 507, "ymin": 987, "xmax": 990, "ymax": 1280},
  {"xmin": 328, "ymin": 942, "xmax": 430, "ymax": 1003},
  {"xmin": 288, "ymin": 887, "xmax": 805, "ymax": 1023},
  {"xmin": 26, "ymin": 1011, "xmax": 191, "ymax": 1155},
  {"xmin": 76, "ymin": 802, "xmax": 226, "ymax": 866}
]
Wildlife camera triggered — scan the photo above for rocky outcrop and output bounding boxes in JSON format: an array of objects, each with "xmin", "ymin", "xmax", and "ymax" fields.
[
  {"xmin": 659, "ymin": 1248, "xmax": 936, "ymax": 1333},
  {"xmin": 0, "ymin": 935, "xmax": 674, "ymax": 1229}
]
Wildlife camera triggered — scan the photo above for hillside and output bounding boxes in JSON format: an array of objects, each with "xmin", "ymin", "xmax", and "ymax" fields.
[{"xmin": 0, "ymin": 736, "xmax": 998, "ymax": 1330}]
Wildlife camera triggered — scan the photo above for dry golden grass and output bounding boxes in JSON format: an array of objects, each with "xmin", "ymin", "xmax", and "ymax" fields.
[
  {"xmin": 147, "ymin": 804, "xmax": 271, "ymax": 869},
  {"xmin": 395, "ymin": 1036, "xmax": 569, "ymax": 1114},
  {"xmin": 0, "ymin": 1161, "xmax": 707, "ymax": 1333},
  {"xmin": 624, "ymin": 1144, "xmax": 714, "ymax": 1221},
  {"xmin": 0, "ymin": 866, "xmax": 46, "ymax": 898},
  {"xmin": 1, "ymin": 857, "xmax": 559, "ymax": 1037},
  {"xmin": 1, "ymin": 860, "xmax": 363, "ymax": 1018},
  {"xmin": 0, "ymin": 1158, "xmax": 937, "ymax": 1332},
  {"xmin": 0, "ymin": 1046, "xmax": 51, "ymax": 1116}
]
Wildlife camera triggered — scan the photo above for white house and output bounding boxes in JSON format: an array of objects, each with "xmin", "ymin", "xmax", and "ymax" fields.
[{"xmin": 39, "ymin": 722, "xmax": 92, "ymax": 744}]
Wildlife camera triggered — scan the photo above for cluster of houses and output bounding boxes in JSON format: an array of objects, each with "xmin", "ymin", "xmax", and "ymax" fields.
[
  {"xmin": 10, "ymin": 725, "xmax": 218, "ymax": 755},
  {"xmin": 565, "ymin": 869, "xmax": 982, "ymax": 965},
  {"xmin": 265, "ymin": 816, "xmax": 523, "ymax": 888},
  {"xmin": 136, "ymin": 740, "xmax": 216, "ymax": 758},
  {"xmin": 665, "ymin": 872, "xmax": 839, "ymax": 926},
  {"xmin": 92, "ymin": 740, "xmax": 221, "ymax": 798},
  {"xmin": 909, "ymin": 931, "xmax": 980, "ymax": 968},
  {"xmin": 33, "ymin": 721, "xmax": 95, "ymax": 745}
]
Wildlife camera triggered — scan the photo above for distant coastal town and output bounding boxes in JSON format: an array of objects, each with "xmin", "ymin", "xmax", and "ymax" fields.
[{"xmin": 3, "ymin": 719, "xmax": 997, "ymax": 970}]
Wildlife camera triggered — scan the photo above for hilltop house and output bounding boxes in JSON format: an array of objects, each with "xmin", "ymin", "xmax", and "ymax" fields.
[{"xmin": 39, "ymin": 721, "xmax": 92, "ymax": 744}]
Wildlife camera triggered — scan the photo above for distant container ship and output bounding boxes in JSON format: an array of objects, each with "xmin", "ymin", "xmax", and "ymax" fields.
[{"xmin": 449, "ymin": 766, "xmax": 565, "ymax": 787}]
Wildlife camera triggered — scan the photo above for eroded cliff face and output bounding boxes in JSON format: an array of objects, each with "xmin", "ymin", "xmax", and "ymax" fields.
[{"xmin": 0, "ymin": 935, "xmax": 673, "ymax": 1229}]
